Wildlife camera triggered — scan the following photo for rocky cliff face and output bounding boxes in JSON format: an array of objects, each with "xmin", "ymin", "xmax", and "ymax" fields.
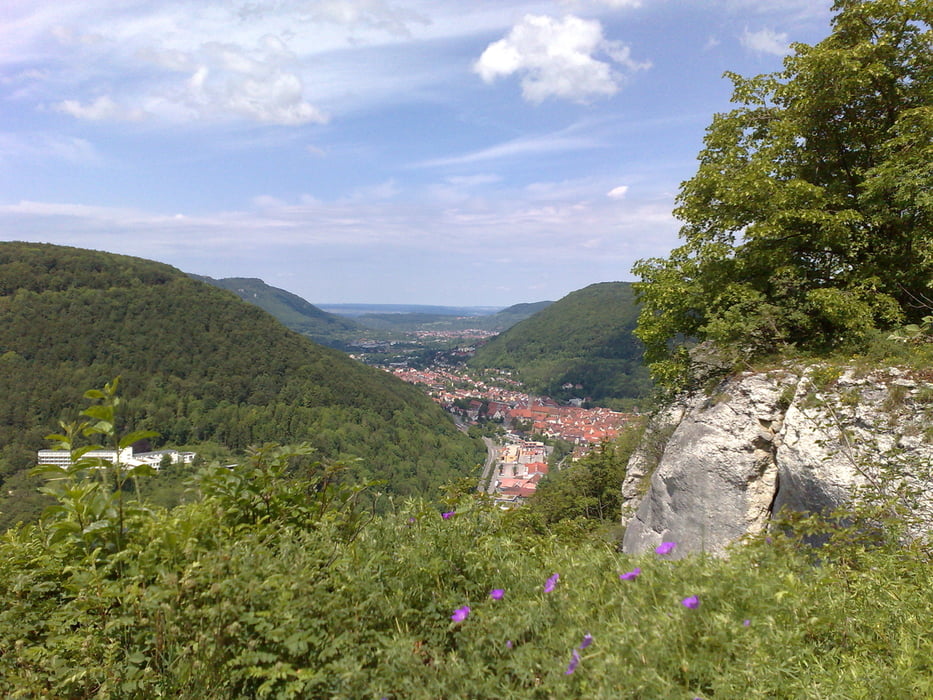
[{"xmin": 621, "ymin": 365, "xmax": 933, "ymax": 556}]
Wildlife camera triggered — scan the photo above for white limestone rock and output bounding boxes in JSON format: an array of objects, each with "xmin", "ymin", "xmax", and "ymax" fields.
[{"xmin": 621, "ymin": 365, "xmax": 933, "ymax": 556}]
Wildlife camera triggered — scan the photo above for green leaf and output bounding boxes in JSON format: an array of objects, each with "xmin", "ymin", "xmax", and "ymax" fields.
[{"xmin": 119, "ymin": 430, "xmax": 161, "ymax": 449}]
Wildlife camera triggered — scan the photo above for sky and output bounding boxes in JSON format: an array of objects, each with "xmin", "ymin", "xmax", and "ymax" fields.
[{"xmin": 0, "ymin": 0, "xmax": 836, "ymax": 307}]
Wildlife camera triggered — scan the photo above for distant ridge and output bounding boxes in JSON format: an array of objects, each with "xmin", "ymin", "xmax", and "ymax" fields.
[
  {"xmin": 328, "ymin": 301, "xmax": 554, "ymax": 334},
  {"xmin": 194, "ymin": 278, "xmax": 551, "ymax": 340},
  {"xmin": 320, "ymin": 304, "xmax": 503, "ymax": 317},
  {"xmin": 194, "ymin": 276, "xmax": 362, "ymax": 348}
]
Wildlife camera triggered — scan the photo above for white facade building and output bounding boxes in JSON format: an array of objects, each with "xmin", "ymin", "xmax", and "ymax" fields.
[{"xmin": 37, "ymin": 447, "xmax": 196, "ymax": 470}]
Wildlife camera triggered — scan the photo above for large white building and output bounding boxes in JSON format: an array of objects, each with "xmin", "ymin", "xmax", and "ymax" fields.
[{"xmin": 37, "ymin": 447, "xmax": 196, "ymax": 470}]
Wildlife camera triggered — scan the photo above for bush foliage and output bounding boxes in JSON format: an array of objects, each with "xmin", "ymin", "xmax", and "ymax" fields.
[
  {"xmin": 5, "ymin": 468, "xmax": 933, "ymax": 698},
  {"xmin": 3, "ymin": 385, "xmax": 933, "ymax": 698}
]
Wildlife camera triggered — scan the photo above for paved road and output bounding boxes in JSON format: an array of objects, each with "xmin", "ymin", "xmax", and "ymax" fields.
[{"xmin": 478, "ymin": 437, "xmax": 499, "ymax": 494}]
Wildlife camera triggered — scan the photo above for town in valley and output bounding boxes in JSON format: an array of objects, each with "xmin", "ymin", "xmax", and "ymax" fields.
[{"xmin": 384, "ymin": 362, "xmax": 639, "ymax": 506}]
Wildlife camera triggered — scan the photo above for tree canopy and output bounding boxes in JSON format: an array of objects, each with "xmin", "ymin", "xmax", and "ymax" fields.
[{"xmin": 633, "ymin": 0, "xmax": 933, "ymax": 388}]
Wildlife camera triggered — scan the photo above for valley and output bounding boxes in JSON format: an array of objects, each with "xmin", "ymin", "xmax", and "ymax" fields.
[
  {"xmin": 189, "ymin": 275, "xmax": 655, "ymax": 507},
  {"xmin": 214, "ymin": 279, "xmax": 652, "ymax": 505},
  {"xmin": 385, "ymin": 363, "xmax": 640, "ymax": 504}
]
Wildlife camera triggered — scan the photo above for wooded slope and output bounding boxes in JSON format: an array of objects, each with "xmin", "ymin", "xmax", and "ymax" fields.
[
  {"xmin": 469, "ymin": 282, "xmax": 651, "ymax": 405},
  {"xmin": 0, "ymin": 243, "xmax": 482, "ymax": 526}
]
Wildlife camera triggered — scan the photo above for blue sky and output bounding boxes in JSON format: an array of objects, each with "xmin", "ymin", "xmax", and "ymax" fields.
[{"xmin": 0, "ymin": 0, "xmax": 834, "ymax": 306}]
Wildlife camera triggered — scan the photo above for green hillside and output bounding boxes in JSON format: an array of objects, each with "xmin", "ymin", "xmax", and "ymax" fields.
[
  {"xmin": 469, "ymin": 282, "xmax": 651, "ymax": 406},
  {"xmin": 195, "ymin": 276, "xmax": 364, "ymax": 348},
  {"xmin": 0, "ymin": 243, "xmax": 483, "ymax": 527}
]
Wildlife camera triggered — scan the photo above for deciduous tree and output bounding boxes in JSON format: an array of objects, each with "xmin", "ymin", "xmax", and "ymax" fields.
[{"xmin": 634, "ymin": 0, "xmax": 932, "ymax": 387}]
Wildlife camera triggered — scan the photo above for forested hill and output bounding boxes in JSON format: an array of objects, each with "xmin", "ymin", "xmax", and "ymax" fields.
[
  {"xmin": 468, "ymin": 282, "xmax": 652, "ymax": 407},
  {"xmin": 194, "ymin": 275, "xmax": 363, "ymax": 348},
  {"xmin": 0, "ymin": 242, "xmax": 483, "ymax": 526}
]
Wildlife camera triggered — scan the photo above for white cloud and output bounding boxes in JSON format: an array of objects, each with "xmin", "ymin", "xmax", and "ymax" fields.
[
  {"xmin": 3, "ymin": 1, "xmax": 663, "ymax": 126},
  {"xmin": 414, "ymin": 130, "xmax": 601, "ymax": 168},
  {"xmin": 54, "ymin": 95, "xmax": 145, "ymax": 121},
  {"xmin": 185, "ymin": 61, "xmax": 327, "ymax": 126},
  {"xmin": 607, "ymin": 185, "xmax": 629, "ymax": 199},
  {"xmin": 0, "ymin": 177, "xmax": 678, "ymax": 262},
  {"xmin": 446, "ymin": 174, "xmax": 501, "ymax": 187},
  {"xmin": 473, "ymin": 14, "xmax": 650, "ymax": 104},
  {"xmin": 741, "ymin": 27, "xmax": 791, "ymax": 56},
  {"xmin": 166, "ymin": 37, "xmax": 328, "ymax": 125},
  {"xmin": 68, "ymin": 34, "xmax": 325, "ymax": 126},
  {"xmin": 10, "ymin": 1, "xmax": 424, "ymax": 127},
  {"xmin": 563, "ymin": 0, "xmax": 644, "ymax": 7},
  {"xmin": 1, "ymin": 200, "xmax": 124, "ymax": 218},
  {"xmin": 0, "ymin": 132, "xmax": 101, "ymax": 164},
  {"xmin": 236, "ymin": 0, "xmax": 430, "ymax": 38}
]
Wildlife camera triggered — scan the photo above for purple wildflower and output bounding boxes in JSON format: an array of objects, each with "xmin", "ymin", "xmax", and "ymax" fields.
[
  {"xmin": 655, "ymin": 541, "xmax": 677, "ymax": 555},
  {"xmin": 544, "ymin": 573, "xmax": 560, "ymax": 593},
  {"xmin": 743, "ymin": 619, "xmax": 751, "ymax": 627},
  {"xmin": 579, "ymin": 633, "xmax": 593, "ymax": 650},
  {"xmin": 489, "ymin": 588, "xmax": 505, "ymax": 600},
  {"xmin": 681, "ymin": 595, "xmax": 700, "ymax": 609},
  {"xmin": 506, "ymin": 640, "xmax": 513, "ymax": 649},
  {"xmin": 450, "ymin": 605, "xmax": 470, "ymax": 622},
  {"xmin": 564, "ymin": 649, "xmax": 581, "ymax": 675},
  {"xmin": 619, "ymin": 567, "xmax": 641, "ymax": 581},
  {"xmin": 441, "ymin": 511, "xmax": 454, "ymax": 520}
]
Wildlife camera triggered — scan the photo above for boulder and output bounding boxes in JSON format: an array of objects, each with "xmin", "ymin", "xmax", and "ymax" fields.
[{"xmin": 622, "ymin": 365, "xmax": 933, "ymax": 556}]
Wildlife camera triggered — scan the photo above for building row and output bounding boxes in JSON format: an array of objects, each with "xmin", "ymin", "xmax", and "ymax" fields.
[{"xmin": 37, "ymin": 447, "xmax": 196, "ymax": 470}]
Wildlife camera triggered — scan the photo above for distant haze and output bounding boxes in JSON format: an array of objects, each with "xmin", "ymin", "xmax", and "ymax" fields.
[{"xmin": 319, "ymin": 304, "xmax": 506, "ymax": 317}]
